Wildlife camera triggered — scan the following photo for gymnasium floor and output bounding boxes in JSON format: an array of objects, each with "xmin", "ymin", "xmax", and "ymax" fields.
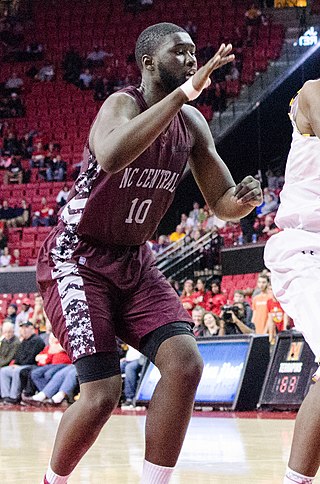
[{"xmin": 0, "ymin": 407, "xmax": 309, "ymax": 484}]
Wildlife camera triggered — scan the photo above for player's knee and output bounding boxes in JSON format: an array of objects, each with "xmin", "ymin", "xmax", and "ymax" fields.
[
  {"xmin": 80, "ymin": 376, "xmax": 122, "ymax": 418},
  {"xmin": 162, "ymin": 347, "xmax": 203, "ymax": 389}
]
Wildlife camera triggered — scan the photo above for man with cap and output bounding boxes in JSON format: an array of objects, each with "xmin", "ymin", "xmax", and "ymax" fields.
[
  {"xmin": 14, "ymin": 298, "xmax": 33, "ymax": 337},
  {"xmin": 0, "ymin": 321, "xmax": 45, "ymax": 403}
]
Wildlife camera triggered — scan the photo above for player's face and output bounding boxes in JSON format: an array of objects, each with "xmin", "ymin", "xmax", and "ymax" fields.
[{"xmin": 156, "ymin": 32, "xmax": 197, "ymax": 94}]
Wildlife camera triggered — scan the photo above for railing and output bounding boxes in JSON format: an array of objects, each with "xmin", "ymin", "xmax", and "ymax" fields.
[{"xmin": 155, "ymin": 231, "xmax": 222, "ymax": 282}]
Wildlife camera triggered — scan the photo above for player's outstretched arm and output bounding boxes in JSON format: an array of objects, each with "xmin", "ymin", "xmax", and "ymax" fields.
[
  {"xmin": 89, "ymin": 44, "xmax": 234, "ymax": 174},
  {"xmin": 186, "ymin": 107, "xmax": 262, "ymax": 221},
  {"xmin": 297, "ymin": 80, "xmax": 320, "ymax": 138}
]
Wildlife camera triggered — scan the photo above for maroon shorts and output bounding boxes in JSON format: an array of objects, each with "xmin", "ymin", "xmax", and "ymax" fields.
[{"xmin": 36, "ymin": 225, "xmax": 192, "ymax": 363}]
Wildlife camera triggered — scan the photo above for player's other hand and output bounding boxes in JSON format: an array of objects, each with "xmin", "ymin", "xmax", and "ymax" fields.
[
  {"xmin": 192, "ymin": 43, "xmax": 234, "ymax": 92},
  {"xmin": 232, "ymin": 176, "xmax": 263, "ymax": 207}
]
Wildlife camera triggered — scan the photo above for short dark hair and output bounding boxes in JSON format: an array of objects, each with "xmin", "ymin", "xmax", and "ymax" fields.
[{"xmin": 135, "ymin": 22, "xmax": 187, "ymax": 71}]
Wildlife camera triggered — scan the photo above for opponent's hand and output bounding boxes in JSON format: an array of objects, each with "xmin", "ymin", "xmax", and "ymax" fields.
[
  {"xmin": 192, "ymin": 43, "xmax": 235, "ymax": 92},
  {"xmin": 231, "ymin": 176, "xmax": 263, "ymax": 207}
]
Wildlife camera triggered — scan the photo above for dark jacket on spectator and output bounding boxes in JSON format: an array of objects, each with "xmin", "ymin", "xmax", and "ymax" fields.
[
  {"xmin": 0, "ymin": 336, "xmax": 21, "ymax": 367},
  {"xmin": 14, "ymin": 334, "xmax": 45, "ymax": 365}
]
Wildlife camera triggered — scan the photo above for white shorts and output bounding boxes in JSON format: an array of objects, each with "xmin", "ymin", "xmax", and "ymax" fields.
[{"xmin": 264, "ymin": 228, "xmax": 320, "ymax": 360}]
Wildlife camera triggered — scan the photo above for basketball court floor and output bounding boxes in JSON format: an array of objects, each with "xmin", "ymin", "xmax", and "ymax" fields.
[{"xmin": 1, "ymin": 407, "xmax": 313, "ymax": 484}]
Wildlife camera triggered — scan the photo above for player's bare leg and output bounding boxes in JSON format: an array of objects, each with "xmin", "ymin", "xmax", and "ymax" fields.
[
  {"xmin": 142, "ymin": 335, "xmax": 203, "ymax": 481},
  {"xmin": 285, "ymin": 380, "xmax": 320, "ymax": 480},
  {"xmin": 49, "ymin": 375, "xmax": 122, "ymax": 476}
]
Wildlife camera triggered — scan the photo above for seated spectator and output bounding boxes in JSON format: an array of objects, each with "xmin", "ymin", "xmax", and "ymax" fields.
[
  {"xmin": 188, "ymin": 201, "xmax": 200, "ymax": 225},
  {"xmin": 86, "ymin": 45, "xmax": 113, "ymax": 67},
  {"xmin": 32, "ymin": 197, "xmax": 54, "ymax": 227},
  {"xmin": 21, "ymin": 364, "xmax": 77, "ymax": 406},
  {"xmin": 3, "ymin": 131, "xmax": 21, "ymax": 156},
  {"xmin": 10, "ymin": 248, "xmax": 23, "ymax": 267},
  {"xmin": 29, "ymin": 295, "xmax": 46, "ymax": 334},
  {"xmin": 192, "ymin": 306, "xmax": 205, "ymax": 337},
  {"xmin": 6, "ymin": 199, "xmax": 30, "ymax": 227},
  {"xmin": 0, "ymin": 200, "xmax": 15, "ymax": 224},
  {"xmin": 180, "ymin": 279, "xmax": 195, "ymax": 316},
  {"xmin": 3, "ymin": 155, "xmax": 23, "ymax": 183},
  {"xmin": 151, "ymin": 234, "xmax": 169, "ymax": 254},
  {"xmin": 4, "ymin": 303, "xmax": 17, "ymax": 326},
  {"xmin": 56, "ymin": 184, "xmax": 70, "ymax": 208},
  {"xmin": 169, "ymin": 224, "xmax": 185, "ymax": 243},
  {"xmin": 219, "ymin": 302, "xmax": 255, "ymax": 336},
  {"xmin": 0, "ymin": 246, "xmax": 11, "ymax": 267},
  {"xmin": 5, "ymin": 72, "xmax": 24, "ymax": 93},
  {"xmin": 260, "ymin": 213, "xmax": 280, "ymax": 240},
  {"xmin": 35, "ymin": 64, "xmax": 55, "ymax": 82},
  {"xmin": 265, "ymin": 285, "xmax": 289, "ymax": 344},
  {"xmin": 31, "ymin": 141, "xmax": 45, "ymax": 168},
  {"xmin": 14, "ymin": 298, "xmax": 34, "ymax": 336},
  {"xmin": 205, "ymin": 279, "xmax": 227, "ymax": 315},
  {"xmin": 120, "ymin": 346, "xmax": 144, "ymax": 407},
  {"xmin": 180, "ymin": 213, "xmax": 194, "ymax": 231},
  {"xmin": 8, "ymin": 92, "xmax": 25, "ymax": 117},
  {"xmin": 233, "ymin": 290, "xmax": 253, "ymax": 326},
  {"xmin": 0, "ymin": 321, "xmax": 20, "ymax": 368},
  {"xmin": 19, "ymin": 131, "xmax": 34, "ymax": 158},
  {"xmin": 199, "ymin": 312, "xmax": 221, "ymax": 337},
  {"xmin": 46, "ymin": 154, "xmax": 66, "ymax": 181},
  {"xmin": 245, "ymin": 3, "xmax": 262, "ymax": 41},
  {"xmin": 0, "ymin": 228, "xmax": 8, "ymax": 251},
  {"xmin": 79, "ymin": 68, "xmax": 93, "ymax": 90},
  {"xmin": 256, "ymin": 188, "xmax": 279, "ymax": 217},
  {"xmin": 0, "ymin": 321, "xmax": 45, "ymax": 404},
  {"xmin": 191, "ymin": 278, "xmax": 209, "ymax": 310}
]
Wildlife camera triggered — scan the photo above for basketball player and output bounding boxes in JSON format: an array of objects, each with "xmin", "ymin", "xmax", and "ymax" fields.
[
  {"xmin": 37, "ymin": 23, "xmax": 262, "ymax": 484},
  {"xmin": 264, "ymin": 79, "xmax": 320, "ymax": 484}
]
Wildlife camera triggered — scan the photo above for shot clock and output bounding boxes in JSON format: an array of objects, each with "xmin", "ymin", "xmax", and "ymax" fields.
[{"xmin": 258, "ymin": 331, "xmax": 318, "ymax": 410}]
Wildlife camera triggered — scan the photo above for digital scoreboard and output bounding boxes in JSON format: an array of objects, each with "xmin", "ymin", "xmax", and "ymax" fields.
[{"xmin": 258, "ymin": 331, "xmax": 317, "ymax": 410}]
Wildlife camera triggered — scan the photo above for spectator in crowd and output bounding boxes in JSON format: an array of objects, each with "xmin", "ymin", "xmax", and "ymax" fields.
[
  {"xmin": 19, "ymin": 131, "xmax": 34, "ymax": 158},
  {"xmin": 0, "ymin": 321, "xmax": 20, "ymax": 368},
  {"xmin": 0, "ymin": 200, "xmax": 15, "ymax": 224},
  {"xmin": 192, "ymin": 306, "xmax": 205, "ymax": 337},
  {"xmin": 21, "ymin": 332, "xmax": 71, "ymax": 400},
  {"xmin": 3, "ymin": 131, "xmax": 21, "ymax": 155},
  {"xmin": 191, "ymin": 278, "xmax": 209, "ymax": 310},
  {"xmin": 265, "ymin": 168, "xmax": 284, "ymax": 192},
  {"xmin": 4, "ymin": 303, "xmax": 17, "ymax": 326},
  {"xmin": 8, "ymin": 92, "xmax": 25, "ymax": 116},
  {"xmin": 21, "ymin": 364, "xmax": 78, "ymax": 406},
  {"xmin": 225, "ymin": 61, "xmax": 240, "ymax": 81},
  {"xmin": 0, "ymin": 247, "xmax": 11, "ymax": 267},
  {"xmin": 180, "ymin": 213, "xmax": 194, "ymax": 231},
  {"xmin": 46, "ymin": 154, "xmax": 66, "ymax": 181},
  {"xmin": 260, "ymin": 213, "xmax": 280, "ymax": 240},
  {"xmin": 251, "ymin": 274, "xmax": 270, "ymax": 334},
  {"xmin": 56, "ymin": 184, "xmax": 70, "ymax": 208},
  {"xmin": 256, "ymin": 187, "xmax": 279, "ymax": 217},
  {"xmin": 169, "ymin": 224, "xmax": 185, "ymax": 243},
  {"xmin": 25, "ymin": 42, "xmax": 44, "ymax": 60},
  {"xmin": 29, "ymin": 295, "xmax": 46, "ymax": 334},
  {"xmin": 6, "ymin": 199, "xmax": 29, "ymax": 227},
  {"xmin": 10, "ymin": 248, "xmax": 23, "ymax": 266},
  {"xmin": 79, "ymin": 68, "xmax": 93, "ymax": 90},
  {"xmin": 86, "ymin": 45, "xmax": 113, "ymax": 67},
  {"xmin": 200, "ymin": 311, "xmax": 221, "ymax": 337},
  {"xmin": 240, "ymin": 210, "xmax": 256, "ymax": 244},
  {"xmin": 265, "ymin": 285, "xmax": 289, "ymax": 343},
  {"xmin": 36, "ymin": 64, "xmax": 55, "ymax": 82},
  {"xmin": 120, "ymin": 346, "xmax": 144, "ymax": 407},
  {"xmin": 206, "ymin": 279, "xmax": 227, "ymax": 315},
  {"xmin": 62, "ymin": 47, "xmax": 83, "ymax": 85},
  {"xmin": 32, "ymin": 197, "xmax": 54, "ymax": 227},
  {"xmin": 180, "ymin": 279, "xmax": 195, "ymax": 316},
  {"xmin": 3, "ymin": 156, "xmax": 23, "ymax": 183},
  {"xmin": 31, "ymin": 141, "xmax": 45, "ymax": 168},
  {"xmin": 220, "ymin": 302, "xmax": 255, "ymax": 335},
  {"xmin": 14, "ymin": 298, "xmax": 34, "ymax": 336},
  {"xmin": 245, "ymin": 3, "xmax": 262, "ymax": 41},
  {"xmin": 188, "ymin": 201, "xmax": 200, "ymax": 225},
  {"xmin": 151, "ymin": 234, "xmax": 169, "ymax": 254},
  {"xmin": 0, "ymin": 321, "xmax": 45, "ymax": 404},
  {"xmin": 233, "ymin": 290, "xmax": 253, "ymax": 326},
  {"xmin": 5, "ymin": 72, "xmax": 24, "ymax": 92},
  {"xmin": 0, "ymin": 228, "xmax": 8, "ymax": 251}
]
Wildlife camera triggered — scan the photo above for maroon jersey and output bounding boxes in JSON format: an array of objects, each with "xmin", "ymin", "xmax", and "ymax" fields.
[{"xmin": 61, "ymin": 86, "xmax": 191, "ymax": 246}]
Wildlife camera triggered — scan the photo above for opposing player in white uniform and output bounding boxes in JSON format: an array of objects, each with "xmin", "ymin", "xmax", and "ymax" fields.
[{"xmin": 264, "ymin": 79, "xmax": 320, "ymax": 484}]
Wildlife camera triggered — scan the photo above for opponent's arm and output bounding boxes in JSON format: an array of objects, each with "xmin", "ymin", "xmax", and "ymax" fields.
[
  {"xmin": 89, "ymin": 44, "xmax": 234, "ymax": 174},
  {"xmin": 297, "ymin": 80, "xmax": 320, "ymax": 138},
  {"xmin": 186, "ymin": 107, "xmax": 262, "ymax": 221}
]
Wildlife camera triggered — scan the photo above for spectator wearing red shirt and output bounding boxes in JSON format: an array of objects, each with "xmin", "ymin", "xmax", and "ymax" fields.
[
  {"xmin": 191, "ymin": 278, "xmax": 209, "ymax": 310},
  {"xmin": 206, "ymin": 279, "xmax": 227, "ymax": 315},
  {"xmin": 32, "ymin": 197, "xmax": 54, "ymax": 227},
  {"xmin": 30, "ymin": 141, "xmax": 45, "ymax": 168},
  {"xmin": 180, "ymin": 279, "xmax": 195, "ymax": 316},
  {"xmin": 265, "ymin": 286, "xmax": 289, "ymax": 343}
]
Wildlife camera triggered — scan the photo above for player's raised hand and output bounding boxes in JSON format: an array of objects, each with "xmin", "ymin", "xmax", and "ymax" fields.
[
  {"xmin": 192, "ymin": 43, "xmax": 234, "ymax": 92},
  {"xmin": 232, "ymin": 176, "xmax": 263, "ymax": 207}
]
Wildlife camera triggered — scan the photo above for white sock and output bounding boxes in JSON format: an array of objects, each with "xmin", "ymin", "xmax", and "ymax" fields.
[
  {"xmin": 33, "ymin": 392, "xmax": 46, "ymax": 402},
  {"xmin": 284, "ymin": 467, "xmax": 315, "ymax": 483},
  {"xmin": 52, "ymin": 391, "xmax": 66, "ymax": 404},
  {"xmin": 141, "ymin": 459, "xmax": 174, "ymax": 484},
  {"xmin": 45, "ymin": 464, "xmax": 71, "ymax": 484}
]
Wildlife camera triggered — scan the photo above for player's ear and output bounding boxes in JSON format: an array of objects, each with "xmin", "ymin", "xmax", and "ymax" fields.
[{"xmin": 142, "ymin": 54, "xmax": 154, "ymax": 71}]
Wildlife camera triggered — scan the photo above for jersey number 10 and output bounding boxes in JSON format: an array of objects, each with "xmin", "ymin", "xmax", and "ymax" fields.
[{"xmin": 125, "ymin": 198, "xmax": 153, "ymax": 224}]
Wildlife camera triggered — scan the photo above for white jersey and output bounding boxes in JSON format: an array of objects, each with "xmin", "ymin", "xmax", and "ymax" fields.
[{"xmin": 275, "ymin": 94, "xmax": 320, "ymax": 232}]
